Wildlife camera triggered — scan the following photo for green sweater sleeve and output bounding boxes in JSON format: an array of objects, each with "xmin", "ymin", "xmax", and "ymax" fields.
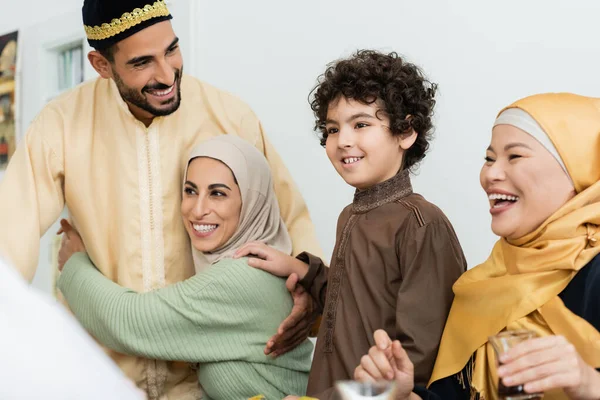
[{"xmin": 57, "ymin": 253, "xmax": 301, "ymax": 364}]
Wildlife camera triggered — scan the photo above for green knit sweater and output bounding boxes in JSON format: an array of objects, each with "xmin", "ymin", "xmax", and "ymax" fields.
[{"xmin": 58, "ymin": 253, "xmax": 312, "ymax": 400}]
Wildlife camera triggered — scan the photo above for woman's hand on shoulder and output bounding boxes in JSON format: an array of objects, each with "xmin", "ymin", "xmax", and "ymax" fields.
[
  {"xmin": 234, "ymin": 241, "xmax": 308, "ymax": 279},
  {"xmin": 57, "ymin": 219, "xmax": 87, "ymax": 272},
  {"xmin": 498, "ymin": 335, "xmax": 600, "ymax": 400}
]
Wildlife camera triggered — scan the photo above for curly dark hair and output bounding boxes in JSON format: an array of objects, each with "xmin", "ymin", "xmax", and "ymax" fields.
[{"xmin": 309, "ymin": 50, "xmax": 437, "ymax": 171}]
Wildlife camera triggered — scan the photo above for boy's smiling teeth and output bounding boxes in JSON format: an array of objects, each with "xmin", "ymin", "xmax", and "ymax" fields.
[
  {"xmin": 343, "ymin": 157, "xmax": 363, "ymax": 164},
  {"xmin": 193, "ymin": 223, "xmax": 217, "ymax": 233}
]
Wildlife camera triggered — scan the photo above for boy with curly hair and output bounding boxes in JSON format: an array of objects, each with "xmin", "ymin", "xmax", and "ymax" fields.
[{"xmin": 235, "ymin": 50, "xmax": 466, "ymax": 399}]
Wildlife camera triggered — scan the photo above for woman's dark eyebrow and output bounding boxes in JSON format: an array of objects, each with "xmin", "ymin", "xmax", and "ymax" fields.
[
  {"xmin": 208, "ymin": 183, "xmax": 231, "ymax": 191},
  {"xmin": 184, "ymin": 181, "xmax": 198, "ymax": 190}
]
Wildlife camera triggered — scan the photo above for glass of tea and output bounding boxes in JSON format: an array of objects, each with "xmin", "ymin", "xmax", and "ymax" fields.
[
  {"xmin": 335, "ymin": 380, "xmax": 397, "ymax": 399},
  {"xmin": 488, "ymin": 330, "xmax": 544, "ymax": 400}
]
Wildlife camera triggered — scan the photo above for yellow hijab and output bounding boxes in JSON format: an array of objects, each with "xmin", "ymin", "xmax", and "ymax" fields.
[{"xmin": 429, "ymin": 93, "xmax": 600, "ymax": 399}]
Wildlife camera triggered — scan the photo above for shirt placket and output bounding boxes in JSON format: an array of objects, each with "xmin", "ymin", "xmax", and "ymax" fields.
[{"xmin": 137, "ymin": 121, "xmax": 168, "ymax": 399}]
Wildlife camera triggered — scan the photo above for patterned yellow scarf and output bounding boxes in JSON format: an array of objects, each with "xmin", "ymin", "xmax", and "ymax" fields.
[{"xmin": 429, "ymin": 93, "xmax": 600, "ymax": 399}]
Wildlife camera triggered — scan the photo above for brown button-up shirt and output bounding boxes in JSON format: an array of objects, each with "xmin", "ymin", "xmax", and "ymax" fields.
[{"xmin": 299, "ymin": 170, "xmax": 466, "ymax": 399}]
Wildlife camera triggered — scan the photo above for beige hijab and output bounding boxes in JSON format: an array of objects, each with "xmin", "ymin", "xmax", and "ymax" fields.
[{"xmin": 184, "ymin": 135, "xmax": 292, "ymax": 273}]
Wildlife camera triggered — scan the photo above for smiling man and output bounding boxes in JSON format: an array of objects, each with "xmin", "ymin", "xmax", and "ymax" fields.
[{"xmin": 0, "ymin": 1, "xmax": 321, "ymax": 399}]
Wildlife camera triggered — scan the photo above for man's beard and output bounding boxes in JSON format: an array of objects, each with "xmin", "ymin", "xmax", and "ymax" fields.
[{"xmin": 113, "ymin": 66, "xmax": 183, "ymax": 117}]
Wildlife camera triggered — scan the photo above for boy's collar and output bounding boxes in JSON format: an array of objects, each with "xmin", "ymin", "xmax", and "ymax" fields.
[{"xmin": 352, "ymin": 169, "xmax": 412, "ymax": 213}]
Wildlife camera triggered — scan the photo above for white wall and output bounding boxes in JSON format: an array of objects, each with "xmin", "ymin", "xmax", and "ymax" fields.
[
  {"xmin": 0, "ymin": 0, "xmax": 82, "ymax": 34},
  {"xmin": 3, "ymin": 0, "xmax": 600, "ymax": 291},
  {"xmin": 192, "ymin": 0, "xmax": 600, "ymax": 267}
]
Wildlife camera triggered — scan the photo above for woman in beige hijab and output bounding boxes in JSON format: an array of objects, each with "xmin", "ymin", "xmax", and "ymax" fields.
[{"xmin": 55, "ymin": 135, "xmax": 312, "ymax": 400}]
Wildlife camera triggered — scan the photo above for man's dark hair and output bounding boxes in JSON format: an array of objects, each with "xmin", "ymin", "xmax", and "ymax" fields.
[
  {"xmin": 310, "ymin": 49, "xmax": 437, "ymax": 171},
  {"xmin": 96, "ymin": 44, "xmax": 117, "ymax": 63}
]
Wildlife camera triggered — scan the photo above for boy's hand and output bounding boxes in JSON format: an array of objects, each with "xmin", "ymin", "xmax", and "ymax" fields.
[
  {"xmin": 354, "ymin": 330, "xmax": 415, "ymax": 400},
  {"xmin": 234, "ymin": 241, "xmax": 308, "ymax": 279}
]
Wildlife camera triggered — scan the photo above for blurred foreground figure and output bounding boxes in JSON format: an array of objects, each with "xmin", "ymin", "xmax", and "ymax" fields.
[{"xmin": 0, "ymin": 258, "xmax": 145, "ymax": 400}]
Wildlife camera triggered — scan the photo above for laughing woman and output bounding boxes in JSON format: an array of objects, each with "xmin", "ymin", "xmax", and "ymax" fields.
[
  {"xmin": 354, "ymin": 93, "xmax": 600, "ymax": 400},
  {"xmin": 56, "ymin": 135, "xmax": 312, "ymax": 400}
]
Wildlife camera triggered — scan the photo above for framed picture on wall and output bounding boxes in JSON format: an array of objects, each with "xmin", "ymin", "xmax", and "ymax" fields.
[{"xmin": 0, "ymin": 30, "xmax": 18, "ymax": 170}]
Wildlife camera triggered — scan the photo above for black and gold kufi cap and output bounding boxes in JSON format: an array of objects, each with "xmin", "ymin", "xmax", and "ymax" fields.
[{"xmin": 82, "ymin": 0, "xmax": 172, "ymax": 49}]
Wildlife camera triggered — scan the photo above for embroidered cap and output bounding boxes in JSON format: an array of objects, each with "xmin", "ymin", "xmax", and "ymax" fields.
[{"xmin": 82, "ymin": 0, "xmax": 172, "ymax": 49}]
